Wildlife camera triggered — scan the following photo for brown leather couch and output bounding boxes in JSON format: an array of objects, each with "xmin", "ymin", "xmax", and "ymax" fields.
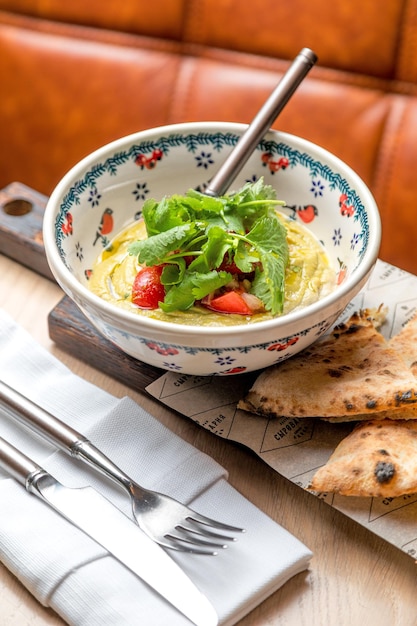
[{"xmin": 1, "ymin": 0, "xmax": 416, "ymax": 273}]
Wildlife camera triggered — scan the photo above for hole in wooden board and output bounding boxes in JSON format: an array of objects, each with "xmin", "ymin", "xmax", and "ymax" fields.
[{"xmin": 2, "ymin": 198, "xmax": 33, "ymax": 216}]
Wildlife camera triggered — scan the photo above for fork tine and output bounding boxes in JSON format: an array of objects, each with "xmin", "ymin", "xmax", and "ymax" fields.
[
  {"xmin": 0, "ymin": 381, "xmax": 246, "ymax": 555},
  {"xmin": 162, "ymin": 534, "xmax": 221, "ymax": 555},
  {"xmin": 178, "ymin": 520, "xmax": 237, "ymax": 542},
  {"xmin": 176, "ymin": 524, "xmax": 232, "ymax": 545},
  {"xmin": 186, "ymin": 511, "xmax": 246, "ymax": 534},
  {"xmin": 167, "ymin": 531, "xmax": 227, "ymax": 553}
]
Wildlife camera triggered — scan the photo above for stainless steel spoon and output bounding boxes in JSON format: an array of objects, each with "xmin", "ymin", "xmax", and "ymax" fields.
[{"xmin": 204, "ymin": 47, "xmax": 317, "ymax": 198}]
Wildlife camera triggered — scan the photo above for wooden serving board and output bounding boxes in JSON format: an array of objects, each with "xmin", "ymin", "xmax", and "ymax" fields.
[
  {"xmin": 0, "ymin": 183, "xmax": 163, "ymax": 391},
  {"xmin": 48, "ymin": 298, "xmax": 163, "ymax": 389},
  {"xmin": 0, "ymin": 182, "xmax": 53, "ymax": 280}
]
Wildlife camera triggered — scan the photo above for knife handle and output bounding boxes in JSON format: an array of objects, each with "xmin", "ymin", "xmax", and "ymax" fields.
[
  {"xmin": 0, "ymin": 436, "xmax": 45, "ymax": 488},
  {"xmin": 0, "ymin": 380, "xmax": 134, "ymax": 493},
  {"xmin": 0, "ymin": 379, "xmax": 87, "ymax": 451}
]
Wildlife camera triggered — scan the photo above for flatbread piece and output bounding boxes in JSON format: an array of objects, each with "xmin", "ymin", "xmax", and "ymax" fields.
[
  {"xmin": 238, "ymin": 309, "xmax": 417, "ymax": 420},
  {"xmin": 310, "ymin": 419, "xmax": 417, "ymax": 497},
  {"xmin": 388, "ymin": 312, "xmax": 417, "ymax": 375},
  {"xmin": 323, "ymin": 312, "xmax": 417, "ymax": 421}
]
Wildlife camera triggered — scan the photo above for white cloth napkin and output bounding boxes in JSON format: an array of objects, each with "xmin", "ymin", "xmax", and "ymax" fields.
[{"xmin": 0, "ymin": 309, "xmax": 312, "ymax": 625}]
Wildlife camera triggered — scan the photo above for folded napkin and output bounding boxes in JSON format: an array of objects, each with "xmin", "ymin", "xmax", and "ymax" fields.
[{"xmin": 0, "ymin": 309, "xmax": 312, "ymax": 626}]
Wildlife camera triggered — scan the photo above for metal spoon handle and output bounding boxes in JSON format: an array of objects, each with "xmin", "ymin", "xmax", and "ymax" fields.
[{"xmin": 204, "ymin": 47, "xmax": 318, "ymax": 197}]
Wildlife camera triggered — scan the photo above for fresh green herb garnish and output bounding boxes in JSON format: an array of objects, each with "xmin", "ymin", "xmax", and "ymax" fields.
[{"xmin": 128, "ymin": 178, "xmax": 288, "ymax": 315}]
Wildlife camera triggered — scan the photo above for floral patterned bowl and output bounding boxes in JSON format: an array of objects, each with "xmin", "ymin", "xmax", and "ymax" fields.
[{"xmin": 43, "ymin": 122, "xmax": 381, "ymax": 376}]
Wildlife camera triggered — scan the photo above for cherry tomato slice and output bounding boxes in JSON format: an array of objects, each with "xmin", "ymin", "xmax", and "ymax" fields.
[
  {"xmin": 206, "ymin": 290, "xmax": 253, "ymax": 315},
  {"xmin": 132, "ymin": 265, "xmax": 165, "ymax": 309}
]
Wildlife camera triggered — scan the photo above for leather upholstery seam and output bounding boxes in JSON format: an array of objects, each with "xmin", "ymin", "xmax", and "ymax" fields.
[
  {"xmin": 395, "ymin": 0, "xmax": 417, "ymax": 81},
  {"xmin": 372, "ymin": 95, "xmax": 408, "ymax": 213}
]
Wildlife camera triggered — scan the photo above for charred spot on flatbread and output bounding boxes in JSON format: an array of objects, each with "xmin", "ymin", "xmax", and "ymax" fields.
[
  {"xmin": 374, "ymin": 460, "xmax": 395, "ymax": 484},
  {"xmin": 309, "ymin": 419, "xmax": 417, "ymax": 497},
  {"xmin": 238, "ymin": 308, "xmax": 417, "ymax": 421}
]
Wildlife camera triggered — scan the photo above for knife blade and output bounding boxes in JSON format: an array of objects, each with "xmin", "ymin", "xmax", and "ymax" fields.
[{"xmin": 0, "ymin": 436, "xmax": 218, "ymax": 626}]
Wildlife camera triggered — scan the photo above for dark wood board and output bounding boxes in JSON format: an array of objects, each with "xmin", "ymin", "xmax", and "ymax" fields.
[
  {"xmin": 0, "ymin": 182, "xmax": 54, "ymax": 280},
  {"xmin": 0, "ymin": 183, "xmax": 163, "ymax": 392},
  {"xmin": 48, "ymin": 297, "xmax": 163, "ymax": 389}
]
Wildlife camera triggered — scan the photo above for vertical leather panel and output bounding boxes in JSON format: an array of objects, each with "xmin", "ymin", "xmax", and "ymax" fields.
[
  {"xmin": 183, "ymin": 0, "xmax": 405, "ymax": 78},
  {"xmin": 169, "ymin": 56, "xmax": 389, "ymax": 188},
  {"xmin": 0, "ymin": 0, "xmax": 187, "ymax": 38},
  {"xmin": 372, "ymin": 96, "xmax": 417, "ymax": 273},
  {"xmin": 0, "ymin": 21, "xmax": 179, "ymax": 193},
  {"xmin": 396, "ymin": 0, "xmax": 417, "ymax": 82}
]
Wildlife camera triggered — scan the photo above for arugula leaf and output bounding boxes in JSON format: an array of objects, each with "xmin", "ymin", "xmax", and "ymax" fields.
[
  {"xmin": 161, "ymin": 259, "xmax": 186, "ymax": 286},
  {"xmin": 191, "ymin": 269, "xmax": 232, "ymax": 300},
  {"xmin": 142, "ymin": 197, "xmax": 190, "ymax": 235},
  {"xmin": 159, "ymin": 273, "xmax": 196, "ymax": 312},
  {"xmin": 226, "ymin": 179, "xmax": 284, "ymax": 228},
  {"xmin": 184, "ymin": 189, "xmax": 226, "ymax": 216},
  {"xmin": 226, "ymin": 178, "xmax": 270, "ymax": 206},
  {"xmin": 250, "ymin": 255, "xmax": 287, "ymax": 314},
  {"xmin": 217, "ymin": 210, "xmax": 245, "ymax": 234},
  {"xmin": 130, "ymin": 177, "xmax": 289, "ymax": 315},
  {"xmin": 245, "ymin": 214, "xmax": 288, "ymax": 256},
  {"xmin": 160, "ymin": 269, "xmax": 232, "ymax": 311},
  {"xmin": 128, "ymin": 223, "xmax": 195, "ymax": 265},
  {"xmin": 245, "ymin": 215, "xmax": 289, "ymax": 314},
  {"xmin": 234, "ymin": 239, "xmax": 259, "ymax": 273},
  {"xmin": 188, "ymin": 226, "xmax": 232, "ymax": 273}
]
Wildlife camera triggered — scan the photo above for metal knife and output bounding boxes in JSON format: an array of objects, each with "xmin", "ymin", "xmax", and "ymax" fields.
[{"xmin": 0, "ymin": 436, "xmax": 218, "ymax": 626}]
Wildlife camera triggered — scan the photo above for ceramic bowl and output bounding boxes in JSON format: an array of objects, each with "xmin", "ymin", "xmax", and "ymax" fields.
[{"xmin": 43, "ymin": 122, "xmax": 381, "ymax": 376}]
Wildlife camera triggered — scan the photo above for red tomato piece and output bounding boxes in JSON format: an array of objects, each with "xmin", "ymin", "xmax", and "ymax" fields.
[
  {"xmin": 206, "ymin": 290, "xmax": 253, "ymax": 315},
  {"xmin": 132, "ymin": 265, "xmax": 165, "ymax": 309}
]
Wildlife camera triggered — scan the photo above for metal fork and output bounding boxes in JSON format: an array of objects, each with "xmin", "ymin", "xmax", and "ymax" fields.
[{"xmin": 0, "ymin": 380, "xmax": 244, "ymax": 555}]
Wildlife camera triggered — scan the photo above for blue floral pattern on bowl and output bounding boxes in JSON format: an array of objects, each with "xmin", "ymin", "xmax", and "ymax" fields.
[{"xmin": 44, "ymin": 123, "xmax": 380, "ymax": 375}]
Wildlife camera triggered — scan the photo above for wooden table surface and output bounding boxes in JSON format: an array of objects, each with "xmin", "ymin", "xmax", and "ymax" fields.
[{"xmin": 1, "ymin": 251, "xmax": 416, "ymax": 626}]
